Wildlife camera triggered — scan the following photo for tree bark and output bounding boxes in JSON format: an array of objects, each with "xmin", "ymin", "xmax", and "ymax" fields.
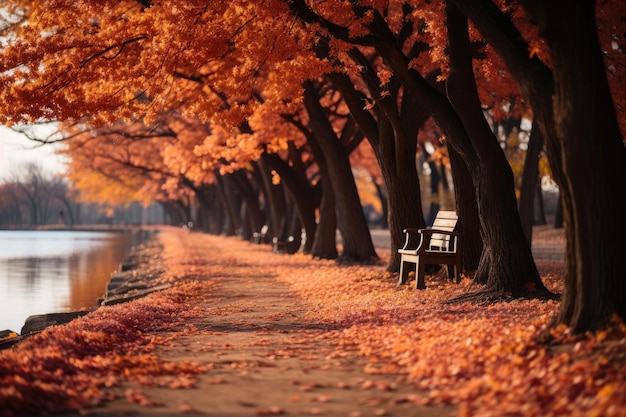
[
  {"xmin": 307, "ymin": 134, "xmax": 339, "ymax": 259},
  {"xmin": 521, "ymin": 0, "xmax": 626, "ymax": 331},
  {"xmin": 329, "ymin": 71, "xmax": 426, "ymax": 272},
  {"xmin": 255, "ymin": 158, "xmax": 286, "ymax": 241},
  {"xmin": 261, "ymin": 149, "xmax": 318, "ymax": 253},
  {"xmin": 518, "ymin": 123, "xmax": 543, "ymax": 242},
  {"xmin": 456, "ymin": 0, "xmax": 626, "ymax": 331},
  {"xmin": 445, "ymin": 2, "xmax": 547, "ymax": 295},
  {"xmin": 447, "ymin": 145, "xmax": 482, "ymax": 273},
  {"xmin": 304, "ymin": 81, "xmax": 378, "ymax": 262}
]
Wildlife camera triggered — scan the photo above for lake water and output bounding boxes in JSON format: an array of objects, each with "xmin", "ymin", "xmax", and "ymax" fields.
[{"xmin": 0, "ymin": 230, "xmax": 147, "ymax": 333}]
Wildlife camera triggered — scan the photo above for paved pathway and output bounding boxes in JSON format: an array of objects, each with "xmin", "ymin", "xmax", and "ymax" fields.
[{"xmin": 76, "ymin": 231, "xmax": 454, "ymax": 417}]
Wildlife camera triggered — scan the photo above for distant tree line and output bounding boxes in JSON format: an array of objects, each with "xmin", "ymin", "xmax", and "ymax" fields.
[{"xmin": 0, "ymin": 162, "xmax": 165, "ymax": 227}]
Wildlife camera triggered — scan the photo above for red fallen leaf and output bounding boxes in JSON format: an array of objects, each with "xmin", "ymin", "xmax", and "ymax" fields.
[
  {"xmin": 360, "ymin": 380, "xmax": 375, "ymax": 389},
  {"xmin": 208, "ymin": 377, "xmax": 226, "ymax": 384},
  {"xmin": 255, "ymin": 406, "xmax": 285, "ymax": 415},
  {"xmin": 178, "ymin": 401, "xmax": 201, "ymax": 413},
  {"xmin": 125, "ymin": 389, "xmax": 160, "ymax": 407},
  {"xmin": 313, "ymin": 394, "xmax": 331, "ymax": 403},
  {"xmin": 363, "ymin": 397, "xmax": 387, "ymax": 406},
  {"xmin": 299, "ymin": 383, "xmax": 323, "ymax": 392}
]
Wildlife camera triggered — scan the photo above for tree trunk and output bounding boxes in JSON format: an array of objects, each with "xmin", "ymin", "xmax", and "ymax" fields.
[
  {"xmin": 377, "ymin": 113, "xmax": 425, "ymax": 271},
  {"xmin": 216, "ymin": 175, "xmax": 239, "ymax": 236},
  {"xmin": 444, "ymin": 2, "xmax": 547, "ymax": 295},
  {"xmin": 229, "ymin": 169, "xmax": 265, "ymax": 241},
  {"xmin": 374, "ymin": 181, "xmax": 388, "ymax": 229},
  {"xmin": 553, "ymin": 196, "xmax": 563, "ymax": 229},
  {"xmin": 447, "ymin": 145, "xmax": 482, "ymax": 273},
  {"xmin": 523, "ymin": 0, "xmax": 626, "ymax": 331},
  {"xmin": 304, "ymin": 81, "xmax": 378, "ymax": 262},
  {"xmin": 329, "ymin": 70, "xmax": 426, "ymax": 272},
  {"xmin": 207, "ymin": 183, "xmax": 227, "ymax": 235},
  {"xmin": 307, "ymin": 135, "xmax": 339, "ymax": 259},
  {"xmin": 456, "ymin": 0, "xmax": 626, "ymax": 330},
  {"xmin": 518, "ymin": 122, "xmax": 543, "ymax": 243},
  {"xmin": 256, "ymin": 158, "xmax": 286, "ymax": 241},
  {"xmin": 261, "ymin": 150, "xmax": 318, "ymax": 253},
  {"xmin": 313, "ymin": 169, "xmax": 339, "ymax": 259}
]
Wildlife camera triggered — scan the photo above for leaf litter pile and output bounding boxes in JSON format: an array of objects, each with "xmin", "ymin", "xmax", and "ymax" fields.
[{"xmin": 1, "ymin": 228, "xmax": 625, "ymax": 416}]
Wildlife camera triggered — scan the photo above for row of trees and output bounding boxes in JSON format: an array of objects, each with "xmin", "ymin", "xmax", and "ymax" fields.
[
  {"xmin": 0, "ymin": 162, "xmax": 165, "ymax": 227},
  {"xmin": 0, "ymin": 0, "xmax": 623, "ymax": 334},
  {"xmin": 0, "ymin": 163, "xmax": 71, "ymax": 226}
]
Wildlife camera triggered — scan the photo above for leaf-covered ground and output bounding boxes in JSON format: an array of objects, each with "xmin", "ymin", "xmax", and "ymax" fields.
[{"xmin": 1, "ymin": 227, "xmax": 624, "ymax": 416}]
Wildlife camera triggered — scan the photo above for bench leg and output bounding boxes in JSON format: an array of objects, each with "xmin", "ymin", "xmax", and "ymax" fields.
[
  {"xmin": 445, "ymin": 261, "xmax": 462, "ymax": 284},
  {"xmin": 456, "ymin": 258, "xmax": 462, "ymax": 283},
  {"xmin": 398, "ymin": 258, "xmax": 413, "ymax": 285},
  {"xmin": 415, "ymin": 259, "xmax": 426, "ymax": 290},
  {"xmin": 446, "ymin": 264, "xmax": 455, "ymax": 280}
]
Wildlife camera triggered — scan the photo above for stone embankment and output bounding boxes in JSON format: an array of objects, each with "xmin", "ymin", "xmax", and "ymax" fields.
[
  {"xmin": 1, "ymin": 225, "xmax": 565, "ymax": 350},
  {"xmin": 0, "ymin": 233, "xmax": 165, "ymax": 350}
]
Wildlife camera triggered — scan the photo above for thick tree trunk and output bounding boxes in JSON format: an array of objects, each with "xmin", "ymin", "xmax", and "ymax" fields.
[
  {"xmin": 445, "ymin": 3, "xmax": 547, "ymax": 295},
  {"xmin": 448, "ymin": 0, "xmax": 568, "ymax": 302},
  {"xmin": 377, "ymin": 113, "xmax": 424, "ymax": 271},
  {"xmin": 456, "ymin": 0, "xmax": 626, "ymax": 330},
  {"xmin": 553, "ymin": 197, "xmax": 563, "ymax": 229},
  {"xmin": 216, "ymin": 174, "xmax": 241, "ymax": 236},
  {"xmin": 533, "ymin": 183, "xmax": 546, "ymax": 226},
  {"xmin": 191, "ymin": 184, "xmax": 212, "ymax": 233},
  {"xmin": 205, "ymin": 184, "xmax": 226, "ymax": 235},
  {"xmin": 307, "ymin": 131, "xmax": 339, "ymax": 259},
  {"xmin": 374, "ymin": 181, "xmax": 388, "ymax": 229},
  {"xmin": 525, "ymin": 0, "xmax": 626, "ymax": 331},
  {"xmin": 229, "ymin": 169, "xmax": 265, "ymax": 241},
  {"xmin": 519, "ymin": 123, "xmax": 543, "ymax": 243},
  {"xmin": 329, "ymin": 71, "xmax": 426, "ymax": 272},
  {"xmin": 447, "ymin": 145, "xmax": 482, "ymax": 273},
  {"xmin": 215, "ymin": 175, "xmax": 239, "ymax": 236},
  {"xmin": 261, "ymin": 150, "xmax": 318, "ymax": 253},
  {"xmin": 304, "ymin": 81, "xmax": 378, "ymax": 262},
  {"xmin": 313, "ymin": 172, "xmax": 339, "ymax": 259}
]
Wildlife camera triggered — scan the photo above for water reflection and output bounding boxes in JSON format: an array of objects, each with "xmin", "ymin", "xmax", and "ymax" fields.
[{"xmin": 0, "ymin": 230, "xmax": 147, "ymax": 333}]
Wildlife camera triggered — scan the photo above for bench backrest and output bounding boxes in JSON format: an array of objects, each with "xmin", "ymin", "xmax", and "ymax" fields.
[{"xmin": 429, "ymin": 211, "xmax": 458, "ymax": 252}]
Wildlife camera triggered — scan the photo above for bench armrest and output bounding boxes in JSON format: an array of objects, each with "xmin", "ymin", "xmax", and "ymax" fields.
[
  {"xmin": 400, "ymin": 228, "xmax": 462, "ymax": 252},
  {"xmin": 400, "ymin": 228, "xmax": 421, "ymax": 251}
]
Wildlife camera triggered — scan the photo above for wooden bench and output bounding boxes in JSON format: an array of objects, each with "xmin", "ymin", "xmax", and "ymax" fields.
[
  {"xmin": 398, "ymin": 210, "xmax": 463, "ymax": 289},
  {"xmin": 253, "ymin": 225, "xmax": 269, "ymax": 244},
  {"xmin": 272, "ymin": 229, "xmax": 306, "ymax": 254}
]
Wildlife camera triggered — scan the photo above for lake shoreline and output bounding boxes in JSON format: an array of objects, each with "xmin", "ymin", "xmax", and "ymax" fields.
[
  {"xmin": 0, "ymin": 229, "xmax": 162, "ymax": 349},
  {"xmin": 0, "ymin": 228, "xmax": 157, "ymax": 336}
]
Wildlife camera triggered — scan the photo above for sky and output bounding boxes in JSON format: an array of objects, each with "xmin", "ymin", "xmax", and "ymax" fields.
[{"xmin": 0, "ymin": 124, "xmax": 67, "ymax": 181}]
